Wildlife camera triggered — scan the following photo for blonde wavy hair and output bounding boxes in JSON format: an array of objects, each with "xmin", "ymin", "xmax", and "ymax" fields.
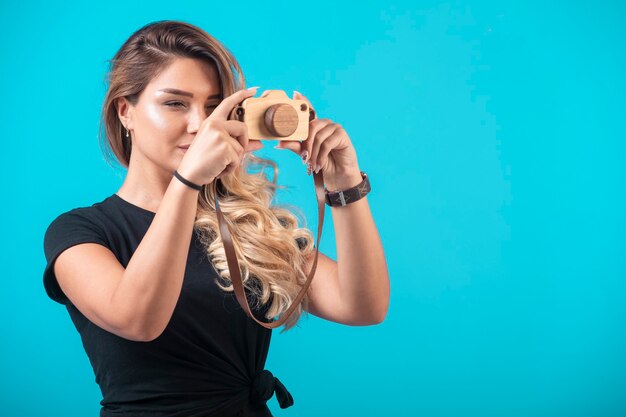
[{"xmin": 99, "ymin": 20, "xmax": 315, "ymax": 332}]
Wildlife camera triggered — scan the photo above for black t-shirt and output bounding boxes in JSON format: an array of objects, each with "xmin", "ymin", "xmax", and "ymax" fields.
[{"xmin": 42, "ymin": 193, "xmax": 297, "ymax": 417}]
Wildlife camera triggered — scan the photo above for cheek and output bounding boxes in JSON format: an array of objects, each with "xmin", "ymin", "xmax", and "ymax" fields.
[
  {"xmin": 140, "ymin": 105, "xmax": 185, "ymax": 150},
  {"xmin": 133, "ymin": 106, "xmax": 184, "ymax": 162},
  {"xmin": 144, "ymin": 103, "xmax": 174, "ymax": 132}
]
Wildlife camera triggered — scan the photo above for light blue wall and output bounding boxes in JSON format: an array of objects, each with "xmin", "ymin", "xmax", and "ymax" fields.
[{"xmin": 2, "ymin": 1, "xmax": 624, "ymax": 416}]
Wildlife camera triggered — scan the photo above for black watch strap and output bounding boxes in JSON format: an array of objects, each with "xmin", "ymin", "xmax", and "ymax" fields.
[{"xmin": 324, "ymin": 171, "xmax": 370, "ymax": 207}]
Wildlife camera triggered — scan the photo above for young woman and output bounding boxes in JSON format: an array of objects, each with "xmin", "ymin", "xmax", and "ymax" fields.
[{"xmin": 43, "ymin": 20, "xmax": 389, "ymax": 417}]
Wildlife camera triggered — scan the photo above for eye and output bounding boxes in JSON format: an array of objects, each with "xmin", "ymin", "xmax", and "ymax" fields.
[{"xmin": 165, "ymin": 102, "xmax": 218, "ymax": 111}]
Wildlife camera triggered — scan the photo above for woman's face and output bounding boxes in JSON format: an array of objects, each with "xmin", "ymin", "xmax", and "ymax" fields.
[{"xmin": 118, "ymin": 57, "xmax": 222, "ymax": 171}]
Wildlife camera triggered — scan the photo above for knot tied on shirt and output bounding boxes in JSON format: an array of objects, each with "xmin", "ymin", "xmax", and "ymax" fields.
[{"xmin": 250, "ymin": 369, "xmax": 294, "ymax": 409}]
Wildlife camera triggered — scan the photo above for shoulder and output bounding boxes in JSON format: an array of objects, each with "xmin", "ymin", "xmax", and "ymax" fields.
[
  {"xmin": 43, "ymin": 206, "xmax": 108, "ymax": 260},
  {"xmin": 45, "ymin": 206, "xmax": 102, "ymax": 234},
  {"xmin": 44, "ymin": 195, "xmax": 115, "ymax": 239},
  {"xmin": 42, "ymin": 206, "xmax": 113, "ymax": 305}
]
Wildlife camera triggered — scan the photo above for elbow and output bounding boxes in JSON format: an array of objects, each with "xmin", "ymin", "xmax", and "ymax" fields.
[
  {"xmin": 115, "ymin": 304, "xmax": 163, "ymax": 342},
  {"xmin": 354, "ymin": 304, "xmax": 389, "ymax": 326},
  {"xmin": 352, "ymin": 311, "xmax": 387, "ymax": 326},
  {"xmin": 140, "ymin": 331, "xmax": 161, "ymax": 343},
  {"xmin": 124, "ymin": 320, "xmax": 161, "ymax": 343},
  {"xmin": 375, "ymin": 312, "xmax": 388, "ymax": 325},
  {"xmin": 357, "ymin": 285, "xmax": 390, "ymax": 326},
  {"xmin": 370, "ymin": 290, "xmax": 390, "ymax": 325},
  {"xmin": 370, "ymin": 307, "xmax": 388, "ymax": 325},
  {"xmin": 124, "ymin": 312, "xmax": 165, "ymax": 342},
  {"xmin": 370, "ymin": 279, "xmax": 390, "ymax": 325},
  {"xmin": 141, "ymin": 334, "xmax": 160, "ymax": 343},
  {"xmin": 140, "ymin": 323, "xmax": 166, "ymax": 342}
]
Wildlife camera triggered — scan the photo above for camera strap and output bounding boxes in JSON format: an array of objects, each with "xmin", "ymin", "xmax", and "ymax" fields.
[{"xmin": 213, "ymin": 170, "xmax": 325, "ymax": 329}]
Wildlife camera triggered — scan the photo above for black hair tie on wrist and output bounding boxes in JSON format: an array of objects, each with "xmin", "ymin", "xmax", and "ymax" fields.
[{"xmin": 173, "ymin": 170, "xmax": 202, "ymax": 191}]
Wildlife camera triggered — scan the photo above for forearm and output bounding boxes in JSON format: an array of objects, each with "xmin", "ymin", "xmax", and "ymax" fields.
[
  {"xmin": 111, "ymin": 176, "xmax": 200, "ymax": 340},
  {"xmin": 325, "ymin": 168, "xmax": 390, "ymax": 323}
]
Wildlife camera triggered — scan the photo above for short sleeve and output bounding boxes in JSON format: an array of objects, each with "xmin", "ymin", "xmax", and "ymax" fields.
[{"xmin": 42, "ymin": 210, "xmax": 109, "ymax": 305}]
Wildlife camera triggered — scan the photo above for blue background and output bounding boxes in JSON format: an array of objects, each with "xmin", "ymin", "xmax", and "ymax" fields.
[{"xmin": 2, "ymin": 1, "xmax": 625, "ymax": 416}]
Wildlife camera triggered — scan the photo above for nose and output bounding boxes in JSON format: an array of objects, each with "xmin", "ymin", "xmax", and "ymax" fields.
[{"xmin": 186, "ymin": 106, "xmax": 212, "ymax": 134}]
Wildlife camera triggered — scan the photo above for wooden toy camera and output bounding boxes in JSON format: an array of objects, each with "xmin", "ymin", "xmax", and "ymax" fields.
[{"xmin": 228, "ymin": 90, "xmax": 317, "ymax": 141}]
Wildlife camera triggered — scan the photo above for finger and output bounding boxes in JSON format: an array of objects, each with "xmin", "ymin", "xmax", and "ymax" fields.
[
  {"xmin": 245, "ymin": 139, "xmax": 264, "ymax": 153},
  {"xmin": 293, "ymin": 90, "xmax": 312, "ymax": 108},
  {"xmin": 316, "ymin": 133, "xmax": 342, "ymax": 173},
  {"xmin": 293, "ymin": 90, "xmax": 316, "ymax": 120},
  {"xmin": 218, "ymin": 145, "xmax": 244, "ymax": 178},
  {"xmin": 302, "ymin": 118, "xmax": 333, "ymax": 164},
  {"xmin": 309, "ymin": 123, "xmax": 340, "ymax": 171},
  {"xmin": 210, "ymin": 86, "xmax": 259, "ymax": 121},
  {"xmin": 274, "ymin": 140, "xmax": 302, "ymax": 154},
  {"xmin": 221, "ymin": 119, "xmax": 249, "ymax": 155}
]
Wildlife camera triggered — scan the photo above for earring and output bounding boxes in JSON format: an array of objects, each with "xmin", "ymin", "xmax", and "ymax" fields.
[{"xmin": 126, "ymin": 127, "xmax": 130, "ymax": 138}]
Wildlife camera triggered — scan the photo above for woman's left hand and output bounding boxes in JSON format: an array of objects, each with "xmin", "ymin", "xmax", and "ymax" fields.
[{"xmin": 274, "ymin": 91, "xmax": 360, "ymax": 185}]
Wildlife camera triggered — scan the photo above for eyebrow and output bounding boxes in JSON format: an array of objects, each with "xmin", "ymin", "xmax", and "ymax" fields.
[{"xmin": 157, "ymin": 88, "xmax": 221, "ymax": 99}]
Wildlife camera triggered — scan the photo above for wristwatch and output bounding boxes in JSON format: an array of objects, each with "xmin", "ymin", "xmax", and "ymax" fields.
[{"xmin": 324, "ymin": 171, "xmax": 371, "ymax": 207}]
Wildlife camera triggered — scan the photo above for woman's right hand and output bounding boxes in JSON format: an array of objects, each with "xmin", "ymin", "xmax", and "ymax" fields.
[{"xmin": 176, "ymin": 86, "xmax": 263, "ymax": 186}]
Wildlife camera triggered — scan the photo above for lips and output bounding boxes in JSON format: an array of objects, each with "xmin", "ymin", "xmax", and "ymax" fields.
[{"xmin": 178, "ymin": 145, "xmax": 190, "ymax": 149}]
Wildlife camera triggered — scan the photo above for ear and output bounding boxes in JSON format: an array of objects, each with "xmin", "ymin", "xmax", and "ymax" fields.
[{"xmin": 115, "ymin": 97, "xmax": 134, "ymax": 130}]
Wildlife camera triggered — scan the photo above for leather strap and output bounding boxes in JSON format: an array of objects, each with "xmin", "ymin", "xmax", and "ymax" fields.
[
  {"xmin": 325, "ymin": 171, "xmax": 370, "ymax": 207},
  {"xmin": 211, "ymin": 170, "xmax": 325, "ymax": 329}
]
